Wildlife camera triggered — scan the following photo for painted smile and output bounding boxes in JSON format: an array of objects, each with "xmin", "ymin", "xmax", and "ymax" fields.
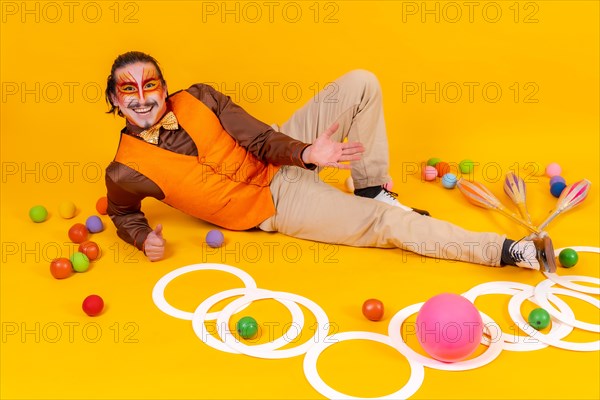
[{"xmin": 131, "ymin": 105, "xmax": 154, "ymax": 115}]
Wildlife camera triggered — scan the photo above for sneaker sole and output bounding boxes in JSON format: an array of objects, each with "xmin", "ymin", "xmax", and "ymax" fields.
[{"xmin": 534, "ymin": 236, "xmax": 557, "ymax": 273}]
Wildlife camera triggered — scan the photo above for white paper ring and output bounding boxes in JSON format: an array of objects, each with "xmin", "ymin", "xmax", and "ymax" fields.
[
  {"xmin": 191, "ymin": 288, "xmax": 305, "ymax": 354},
  {"xmin": 508, "ymin": 289, "xmax": 600, "ymax": 352},
  {"xmin": 534, "ymin": 279, "xmax": 600, "ymax": 333},
  {"xmin": 303, "ymin": 331, "xmax": 425, "ymax": 399},
  {"xmin": 544, "ymin": 247, "xmax": 600, "ymax": 295},
  {"xmin": 152, "ymin": 263, "xmax": 257, "ymax": 320},
  {"xmin": 216, "ymin": 288, "xmax": 330, "ymax": 359},
  {"xmin": 462, "ymin": 281, "xmax": 575, "ymax": 351}
]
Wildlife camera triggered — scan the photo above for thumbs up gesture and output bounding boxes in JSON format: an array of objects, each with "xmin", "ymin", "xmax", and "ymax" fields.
[{"xmin": 144, "ymin": 224, "xmax": 166, "ymax": 261}]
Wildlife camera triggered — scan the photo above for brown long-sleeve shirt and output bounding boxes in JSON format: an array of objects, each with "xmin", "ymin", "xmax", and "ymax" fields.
[{"xmin": 105, "ymin": 83, "xmax": 313, "ymax": 250}]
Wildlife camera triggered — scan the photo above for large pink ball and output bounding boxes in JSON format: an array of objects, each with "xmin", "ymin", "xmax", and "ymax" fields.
[{"xmin": 416, "ymin": 293, "xmax": 483, "ymax": 362}]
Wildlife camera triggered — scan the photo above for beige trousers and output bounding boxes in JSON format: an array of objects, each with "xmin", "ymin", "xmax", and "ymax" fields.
[{"xmin": 259, "ymin": 70, "xmax": 505, "ymax": 267}]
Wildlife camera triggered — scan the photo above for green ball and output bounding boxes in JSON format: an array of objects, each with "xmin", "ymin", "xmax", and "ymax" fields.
[
  {"xmin": 559, "ymin": 248, "xmax": 579, "ymax": 268},
  {"xmin": 459, "ymin": 159, "xmax": 475, "ymax": 174},
  {"xmin": 70, "ymin": 252, "xmax": 90, "ymax": 272},
  {"xmin": 426, "ymin": 158, "xmax": 441, "ymax": 167},
  {"xmin": 236, "ymin": 316, "xmax": 259, "ymax": 339},
  {"xmin": 29, "ymin": 205, "xmax": 48, "ymax": 223},
  {"xmin": 528, "ymin": 308, "xmax": 551, "ymax": 330}
]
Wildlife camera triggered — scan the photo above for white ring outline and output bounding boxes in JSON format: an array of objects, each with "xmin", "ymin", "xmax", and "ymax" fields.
[
  {"xmin": 463, "ymin": 281, "xmax": 533, "ymax": 293},
  {"xmin": 508, "ymin": 288, "xmax": 600, "ymax": 352},
  {"xmin": 544, "ymin": 247, "xmax": 600, "ymax": 295},
  {"xmin": 462, "ymin": 280, "xmax": 533, "ymax": 341},
  {"xmin": 387, "ymin": 302, "xmax": 504, "ymax": 370},
  {"xmin": 216, "ymin": 288, "xmax": 331, "ymax": 359},
  {"xmin": 534, "ymin": 279, "xmax": 600, "ymax": 333},
  {"xmin": 151, "ymin": 262, "xmax": 600, "ymax": 400},
  {"xmin": 152, "ymin": 263, "xmax": 257, "ymax": 320},
  {"xmin": 191, "ymin": 288, "xmax": 305, "ymax": 354},
  {"xmin": 462, "ymin": 281, "xmax": 575, "ymax": 351},
  {"xmin": 303, "ymin": 331, "xmax": 425, "ymax": 400}
]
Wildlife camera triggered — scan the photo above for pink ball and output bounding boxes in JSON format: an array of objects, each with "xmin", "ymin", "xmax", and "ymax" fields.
[
  {"xmin": 416, "ymin": 293, "xmax": 483, "ymax": 362},
  {"xmin": 422, "ymin": 166, "xmax": 437, "ymax": 181},
  {"xmin": 545, "ymin": 162, "xmax": 562, "ymax": 178}
]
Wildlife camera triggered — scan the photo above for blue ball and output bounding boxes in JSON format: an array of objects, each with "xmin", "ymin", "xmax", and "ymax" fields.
[
  {"xmin": 549, "ymin": 176, "xmax": 566, "ymax": 186},
  {"xmin": 441, "ymin": 173, "xmax": 457, "ymax": 189},
  {"xmin": 85, "ymin": 215, "xmax": 104, "ymax": 233},
  {"xmin": 206, "ymin": 229, "xmax": 224, "ymax": 248},
  {"xmin": 550, "ymin": 182, "xmax": 567, "ymax": 198}
]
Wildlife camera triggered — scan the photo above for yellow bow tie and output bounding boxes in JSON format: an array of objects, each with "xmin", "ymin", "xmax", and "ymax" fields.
[{"xmin": 137, "ymin": 111, "xmax": 179, "ymax": 144}]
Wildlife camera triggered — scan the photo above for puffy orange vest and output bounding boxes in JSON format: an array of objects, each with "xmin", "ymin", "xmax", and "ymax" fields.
[{"xmin": 114, "ymin": 90, "xmax": 280, "ymax": 230}]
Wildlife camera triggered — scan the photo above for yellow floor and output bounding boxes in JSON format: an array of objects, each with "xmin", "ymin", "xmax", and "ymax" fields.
[{"xmin": 2, "ymin": 1, "xmax": 599, "ymax": 399}]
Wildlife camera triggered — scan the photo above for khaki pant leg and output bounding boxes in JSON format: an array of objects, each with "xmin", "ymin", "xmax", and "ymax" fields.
[
  {"xmin": 259, "ymin": 166, "xmax": 505, "ymax": 267},
  {"xmin": 273, "ymin": 69, "xmax": 391, "ymax": 189}
]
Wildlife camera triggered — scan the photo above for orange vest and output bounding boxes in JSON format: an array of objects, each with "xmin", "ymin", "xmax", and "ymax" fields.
[{"xmin": 114, "ymin": 90, "xmax": 280, "ymax": 230}]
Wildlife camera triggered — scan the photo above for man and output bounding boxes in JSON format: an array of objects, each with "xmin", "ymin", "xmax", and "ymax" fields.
[{"xmin": 105, "ymin": 51, "xmax": 550, "ymax": 270}]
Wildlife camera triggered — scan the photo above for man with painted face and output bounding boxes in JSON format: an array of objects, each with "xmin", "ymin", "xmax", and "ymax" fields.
[{"xmin": 105, "ymin": 51, "xmax": 552, "ymax": 270}]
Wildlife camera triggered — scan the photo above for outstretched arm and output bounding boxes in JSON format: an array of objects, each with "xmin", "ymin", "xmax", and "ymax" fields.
[{"xmin": 187, "ymin": 84, "xmax": 314, "ymax": 168}]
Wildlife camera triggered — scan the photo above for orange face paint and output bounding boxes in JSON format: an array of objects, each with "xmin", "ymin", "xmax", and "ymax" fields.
[{"xmin": 112, "ymin": 62, "xmax": 168, "ymax": 129}]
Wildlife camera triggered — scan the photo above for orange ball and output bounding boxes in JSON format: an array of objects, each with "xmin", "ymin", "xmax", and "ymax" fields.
[
  {"xmin": 50, "ymin": 258, "xmax": 73, "ymax": 279},
  {"xmin": 362, "ymin": 299, "xmax": 385, "ymax": 321},
  {"xmin": 79, "ymin": 241, "xmax": 100, "ymax": 261},
  {"xmin": 96, "ymin": 196, "xmax": 108, "ymax": 215},
  {"xmin": 68, "ymin": 223, "xmax": 88, "ymax": 244},
  {"xmin": 435, "ymin": 162, "xmax": 451, "ymax": 178}
]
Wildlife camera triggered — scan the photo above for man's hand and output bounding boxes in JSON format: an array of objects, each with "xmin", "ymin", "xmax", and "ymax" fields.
[
  {"xmin": 144, "ymin": 224, "xmax": 165, "ymax": 262},
  {"xmin": 301, "ymin": 122, "xmax": 365, "ymax": 169}
]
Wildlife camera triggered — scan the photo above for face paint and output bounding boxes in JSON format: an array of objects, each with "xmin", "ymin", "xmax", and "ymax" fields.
[{"xmin": 112, "ymin": 62, "xmax": 168, "ymax": 129}]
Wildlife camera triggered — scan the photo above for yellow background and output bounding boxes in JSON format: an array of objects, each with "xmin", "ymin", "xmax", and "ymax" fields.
[{"xmin": 1, "ymin": 1, "xmax": 599, "ymax": 399}]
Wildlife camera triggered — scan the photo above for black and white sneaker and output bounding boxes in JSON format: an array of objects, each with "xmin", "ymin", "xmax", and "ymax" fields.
[
  {"xmin": 356, "ymin": 186, "xmax": 431, "ymax": 215},
  {"xmin": 508, "ymin": 239, "xmax": 540, "ymax": 270},
  {"xmin": 373, "ymin": 188, "xmax": 413, "ymax": 211}
]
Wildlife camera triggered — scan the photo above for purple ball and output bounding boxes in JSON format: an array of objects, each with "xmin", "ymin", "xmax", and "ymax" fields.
[
  {"xmin": 550, "ymin": 182, "xmax": 567, "ymax": 198},
  {"xmin": 85, "ymin": 216, "xmax": 104, "ymax": 233},
  {"xmin": 206, "ymin": 229, "xmax": 224, "ymax": 248},
  {"xmin": 549, "ymin": 176, "xmax": 566, "ymax": 186}
]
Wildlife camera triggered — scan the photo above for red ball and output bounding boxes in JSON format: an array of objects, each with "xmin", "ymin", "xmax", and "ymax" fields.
[
  {"xmin": 96, "ymin": 196, "xmax": 108, "ymax": 215},
  {"xmin": 435, "ymin": 162, "xmax": 451, "ymax": 178},
  {"xmin": 79, "ymin": 241, "xmax": 100, "ymax": 261},
  {"xmin": 82, "ymin": 295, "xmax": 104, "ymax": 316},
  {"xmin": 362, "ymin": 299, "xmax": 384, "ymax": 321},
  {"xmin": 50, "ymin": 258, "xmax": 73, "ymax": 279},
  {"xmin": 68, "ymin": 223, "xmax": 89, "ymax": 244}
]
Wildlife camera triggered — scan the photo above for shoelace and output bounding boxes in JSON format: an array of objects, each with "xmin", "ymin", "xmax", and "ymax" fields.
[
  {"xmin": 509, "ymin": 240, "xmax": 533, "ymax": 266},
  {"xmin": 382, "ymin": 188, "xmax": 399, "ymax": 200}
]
